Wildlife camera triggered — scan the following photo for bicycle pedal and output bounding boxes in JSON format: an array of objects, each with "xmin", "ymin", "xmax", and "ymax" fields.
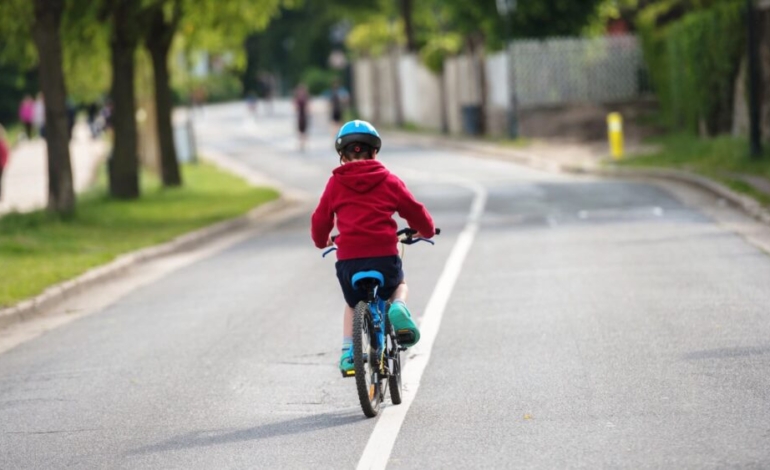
[
  {"xmin": 341, "ymin": 370, "xmax": 355, "ymax": 378},
  {"xmin": 396, "ymin": 329, "xmax": 416, "ymax": 345}
]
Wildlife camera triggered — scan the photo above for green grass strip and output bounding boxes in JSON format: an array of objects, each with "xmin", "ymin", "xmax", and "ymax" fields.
[
  {"xmin": 617, "ymin": 133, "xmax": 770, "ymax": 206},
  {"xmin": 0, "ymin": 162, "xmax": 279, "ymax": 308}
]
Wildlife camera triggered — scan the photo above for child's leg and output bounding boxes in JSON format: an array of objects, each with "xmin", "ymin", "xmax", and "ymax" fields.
[
  {"xmin": 388, "ymin": 280, "xmax": 420, "ymax": 347},
  {"xmin": 339, "ymin": 304, "xmax": 355, "ymax": 374},
  {"xmin": 342, "ymin": 304, "xmax": 354, "ymax": 340},
  {"xmin": 390, "ymin": 281, "xmax": 408, "ymax": 303}
]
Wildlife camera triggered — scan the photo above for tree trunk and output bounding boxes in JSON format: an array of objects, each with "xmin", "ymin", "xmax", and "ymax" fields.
[
  {"xmin": 31, "ymin": 0, "xmax": 75, "ymax": 215},
  {"xmin": 400, "ymin": 0, "xmax": 416, "ymax": 53},
  {"xmin": 109, "ymin": 1, "xmax": 140, "ymax": 199},
  {"xmin": 146, "ymin": 7, "xmax": 182, "ymax": 187}
]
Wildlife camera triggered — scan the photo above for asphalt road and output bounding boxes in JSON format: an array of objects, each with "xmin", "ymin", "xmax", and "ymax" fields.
[{"xmin": 1, "ymin": 100, "xmax": 770, "ymax": 469}]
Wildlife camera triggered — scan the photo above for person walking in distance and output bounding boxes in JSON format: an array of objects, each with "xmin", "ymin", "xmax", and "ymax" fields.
[
  {"xmin": 18, "ymin": 95, "xmax": 35, "ymax": 140},
  {"xmin": 0, "ymin": 125, "xmax": 9, "ymax": 201},
  {"xmin": 32, "ymin": 92, "xmax": 45, "ymax": 138},
  {"xmin": 294, "ymin": 83, "xmax": 310, "ymax": 152},
  {"xmin": 329, "ymin": 79, "xmax": 349, "ymax": 131}
]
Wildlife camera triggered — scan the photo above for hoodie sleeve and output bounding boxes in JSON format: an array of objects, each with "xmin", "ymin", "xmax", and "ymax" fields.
[
  {"xmin": 394, "ymin": 177, "xmax": 435, "ymax": 238},
  {"xmin": 311, "ymin": 177, "xmax": 336, "ymax": 248}
]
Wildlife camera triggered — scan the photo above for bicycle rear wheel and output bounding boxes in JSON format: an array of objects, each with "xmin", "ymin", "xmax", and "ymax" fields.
[
  {"xmin": 353, "ymin": 301, "xmax": 383, "ymax": 418},
  {"xmin": 386, "ymin": 314, "xmax": 403, "ymax": 405}
]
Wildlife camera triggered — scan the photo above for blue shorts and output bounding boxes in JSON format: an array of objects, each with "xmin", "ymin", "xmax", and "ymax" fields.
[{"xmin": 336, "ymin": 256, "xmax": 404, "ymax": 308}]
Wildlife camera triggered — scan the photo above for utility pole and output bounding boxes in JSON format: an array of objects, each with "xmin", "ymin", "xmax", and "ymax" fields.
[
  {"xmin": 747, "ymin": 0, "xmax": 763, "ymax": 158},
  {"xmin": 497, "ymin": 0, "xmax": 519, "ymax": 139}
]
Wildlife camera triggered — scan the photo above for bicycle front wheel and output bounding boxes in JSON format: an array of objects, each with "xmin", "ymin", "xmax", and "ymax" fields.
[{"xmin": 353, "ymin": 301, "xmax": 383, "ymax": 418}]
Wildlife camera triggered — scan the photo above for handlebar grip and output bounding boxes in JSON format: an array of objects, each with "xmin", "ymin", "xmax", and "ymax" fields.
[{"xmin": 435, "ymin": 228, "xmax": 441, "ymax": 235}]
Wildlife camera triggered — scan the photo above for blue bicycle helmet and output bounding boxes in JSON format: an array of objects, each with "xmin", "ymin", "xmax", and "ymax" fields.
[{"xmin": 335, "ymin": 120, "xmax": 382, "ymax": 155}]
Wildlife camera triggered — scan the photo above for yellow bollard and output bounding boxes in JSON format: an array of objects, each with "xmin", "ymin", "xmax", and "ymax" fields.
[{"xmin": 607, "ymin": 112, "xmax": 624, "ymax": 160}]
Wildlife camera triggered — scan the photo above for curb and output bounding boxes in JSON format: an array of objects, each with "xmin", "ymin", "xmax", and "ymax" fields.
[
  {"xmin": 0, "ymin": 138, "xmax": 312, "ymax": 331},
  {"xmin": 592, "ymin": 166, "xmax": 770, "ymax": 225},
  {"xmin": 389, "ymin": 131, "xmax": 770, "ymax": 227}
]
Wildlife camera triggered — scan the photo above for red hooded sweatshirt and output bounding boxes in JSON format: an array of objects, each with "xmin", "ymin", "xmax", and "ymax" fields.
[{"xmin": 311, "ymin": 159, "xmax": 435, "ymax": 260}]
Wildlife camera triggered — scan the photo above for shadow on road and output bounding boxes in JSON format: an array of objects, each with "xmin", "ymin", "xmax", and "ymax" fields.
[
  {"xmin": 682, "ymin": 345, "xmax": 770, "ymax": 361},
  {"xmin": 125, "ymin": 410, "xmax": 363, "ymax": 455}
]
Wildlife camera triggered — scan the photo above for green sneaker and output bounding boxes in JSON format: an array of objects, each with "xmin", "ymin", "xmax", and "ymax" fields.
[
  {"xmin": 388, "ymin": 302, "xmax": 421, "ymax": 347},
  {"xmin": 339, "ymin": 347, "xmax": 355, "ymax": 378}
]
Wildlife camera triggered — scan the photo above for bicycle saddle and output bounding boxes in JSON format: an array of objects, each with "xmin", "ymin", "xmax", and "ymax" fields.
[{"xmin": 352, "ymin": 271, "xmax": 384, "ymax": 290}]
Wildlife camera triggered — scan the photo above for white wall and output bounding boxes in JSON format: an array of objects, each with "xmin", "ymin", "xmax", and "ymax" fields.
[{"xmin": 352, "ymin": 35, "xmax": 645, "ymax": 136}]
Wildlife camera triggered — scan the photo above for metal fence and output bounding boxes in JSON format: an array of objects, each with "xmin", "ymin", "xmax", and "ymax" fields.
[{"xmin": 511, "ymin": 34, "xmax": 649, "ymax": 108}]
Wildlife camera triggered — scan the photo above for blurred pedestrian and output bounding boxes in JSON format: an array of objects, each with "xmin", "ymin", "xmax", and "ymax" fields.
[
  {"xmin": 32, "ymin": 92, "xmax": 45, "ymax": 138},
  {"xmin": 191, "ymin": 85, "xmax": 207, "ymax": 117},
  {"xmin": 87, "ymin": 102, "xmax": 100, "ymax": 138},
  {"xmin": 101, "ymin": 98, "xmax": 114, "ymax": 133},
  {"xmin": 263, "ymin": 73, "xmax": 275, "ymax": 115},
  {"xmin": 246, "ymin": 91, "xmax": 257, "ymax": 117},
  {"xmin": 294, "ymin": 83, "xmax": 310, "ymax": 152},
  {"xmin": 66, "ymin": 98, "xmax": 76, "ymax": 141},
  {"xmin": 329, "ymin": 79, "xmax": 349, "ymax": 130},
  {"xmin": 18, "ymin": 95, "xmax": 35, "ymax": 139},
  {"xmin": 0, "ymin": 124, "xmax": 9, "ymax": 201}
]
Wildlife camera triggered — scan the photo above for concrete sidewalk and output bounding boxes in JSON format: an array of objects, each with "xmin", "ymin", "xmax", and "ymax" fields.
[{"xmin": 0, "ymin": 122, "xmax": 107, "ymax": 215}]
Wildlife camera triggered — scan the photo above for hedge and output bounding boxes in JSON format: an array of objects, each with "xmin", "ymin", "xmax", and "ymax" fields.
[{"xmin": 638, "ymin": 0, "xmax": 746, "ymax": 135}]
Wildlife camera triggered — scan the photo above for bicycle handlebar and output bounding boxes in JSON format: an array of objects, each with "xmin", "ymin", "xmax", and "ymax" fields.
[
  {"xmin": 398, "ymin": 227, "xmax": 440, "ymax": 246},
  {"xmin": 323, "ymin": 227, "xmax": 441, "ymax": 257}
]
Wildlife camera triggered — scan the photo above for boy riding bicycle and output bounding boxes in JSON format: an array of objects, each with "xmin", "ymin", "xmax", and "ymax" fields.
[{"xmin": 311, "ymin": 120, "xmax": 436, "ymax": 375}]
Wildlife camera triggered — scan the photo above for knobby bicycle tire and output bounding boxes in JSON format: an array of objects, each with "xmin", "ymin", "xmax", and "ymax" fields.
[
  {"xmin": 353, "ymin": 301, "xmax": 382, "ymax": 417},
  {"xmin": 386, "ymin": 313, "xmax": 403, "ymax": 405}
]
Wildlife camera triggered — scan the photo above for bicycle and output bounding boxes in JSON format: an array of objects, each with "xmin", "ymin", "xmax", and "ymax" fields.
[{"xmin": 323, "ymin": 227, "xmax": 440, "ymax": 418}]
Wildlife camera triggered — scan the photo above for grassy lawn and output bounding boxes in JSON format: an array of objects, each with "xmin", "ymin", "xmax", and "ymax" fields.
[
  {"xmin": 617, "ymin": 133, "xmax": 770, "ymax": 205},
  {"xmin": 0, "ymin": 162, "xmax": 279, "ymax": 308}
]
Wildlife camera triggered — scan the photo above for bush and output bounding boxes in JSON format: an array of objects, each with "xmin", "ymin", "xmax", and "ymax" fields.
[
  {"xmin": 637, "ymin": 0, "xmax": 746, "ymax": 135},
  {"xmin": 301, "ymin": 67, "xmax": 339, "ymax": 96},
  {"xmin": 420, "ymin": 34, "xmax": 463, "ymax": 75},
  {"xmin": 172, "ymin": 72, "xmax": 243, "ymax": 105}
]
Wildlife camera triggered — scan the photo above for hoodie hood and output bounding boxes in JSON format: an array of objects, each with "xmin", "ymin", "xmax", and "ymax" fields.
[{"xmin": 332, "ymin": 160, "xmax": 390, "ymax": 194}]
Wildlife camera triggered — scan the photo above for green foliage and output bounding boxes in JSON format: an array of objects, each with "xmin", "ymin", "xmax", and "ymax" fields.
[
  {"xmin": 173, "ymin": 71, "xmax": 243, "ymax": 104},
  {"xmin": 346, "ymin": 16, "xmax": 404, "ymax": 57},
  {"xmin": 420, "ymin": 33, "xmax": 463, "ymax": 74},
  {"xmin": 621, "ymin": 132, "xmax": 770, "ymax": 205},
  {"xmin": 637, "ymin": 0, "xmax": 745, "ymax": 134},
  {"xmin": 0, "ymin": 0, "xmax": 35, "ymax": 68},
  {"xmin": 0, "ymin": 162, "xmax": 279, "ymax": 307},
  {"xmin": 433, "ymin": 0, "xmax": 604, "ymax": 49},
  {"xmin": 301, "ymin": 67, "xmax": 339, "ymax": 95},
  {"xmin": 0, "ymin": 64, "xmax": 36, "ymax": 125},
  {"xmin": 243, "ymin": 2, "xmax": 343, "ymax": 95},
  {"xmin": 61, "ymin": 6, "xmax": 111, "ymax": 104},
  {"xmin": 179, "ymin": 0, "xmax": 297, "ymax": 71}
]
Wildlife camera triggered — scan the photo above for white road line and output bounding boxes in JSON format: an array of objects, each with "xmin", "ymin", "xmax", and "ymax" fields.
[{"xmin": 356, "ymin": 178, "xmax": 488, "ymax": 470}]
